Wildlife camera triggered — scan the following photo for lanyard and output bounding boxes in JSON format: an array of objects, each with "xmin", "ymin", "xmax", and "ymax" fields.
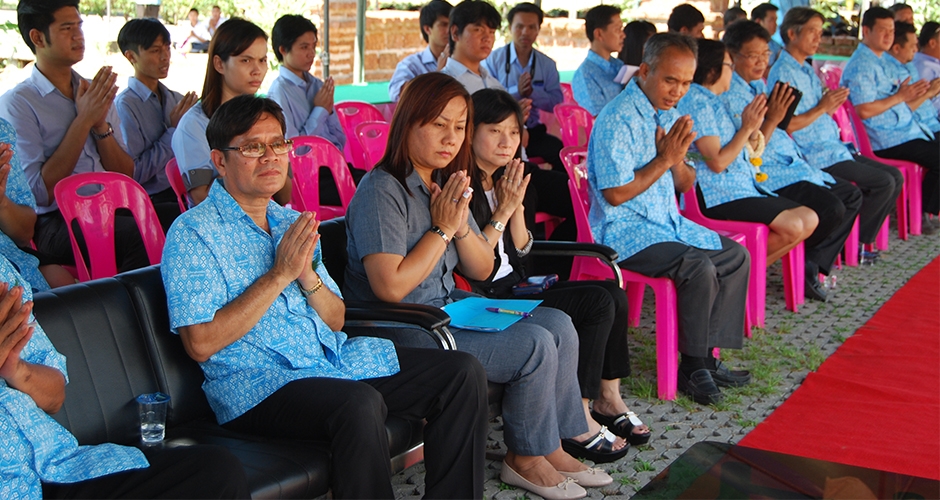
[{"xmin": 503, "ymin": 44, "xmax": 537, "ymax": 89}]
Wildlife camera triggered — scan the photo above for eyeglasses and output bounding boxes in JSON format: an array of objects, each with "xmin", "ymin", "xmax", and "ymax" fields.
[
  {"xmin": 736, "ymin": 51, "xmax": 772, "ymax": 63},
  {"xmin": 723, "ymin": 62, "xmax": 735, "ymax": 69},
  {"xmin": 218, "ymin": 139, "xmax": 294, "ymax": 158}
]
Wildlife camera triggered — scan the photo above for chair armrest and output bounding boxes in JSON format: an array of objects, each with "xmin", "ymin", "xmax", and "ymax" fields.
[
  {"xmin": 344, "ymin": 301, "xmax": 456, "ymax": 350},
  {"xmin": 530, "ymin": 241, "xmax": 624, "ymax": 288}
]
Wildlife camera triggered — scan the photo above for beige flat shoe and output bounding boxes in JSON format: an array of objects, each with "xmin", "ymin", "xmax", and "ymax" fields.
[
  {"xmin": 500, "ymin": 462, "xmax": 587, "ymax": 500},
  {"xmin": 558, "ymin": 467, "xmax": 613, "ymax": 487}
]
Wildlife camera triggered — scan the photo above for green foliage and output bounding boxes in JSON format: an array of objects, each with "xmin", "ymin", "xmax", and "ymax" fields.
[{"xmin": 633, "ymin": 459, "xmax": 656, "ymax": 472}]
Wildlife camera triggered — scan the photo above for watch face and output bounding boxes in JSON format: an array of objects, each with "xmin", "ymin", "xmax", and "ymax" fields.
[{"xmin": 490, "ymin": 220, "xmax": 505, "ymax": 231}]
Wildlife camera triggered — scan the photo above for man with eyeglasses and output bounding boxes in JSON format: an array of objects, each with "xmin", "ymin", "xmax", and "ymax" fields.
[
  {"xmin": 160, "ymin": 94, "xmax": 488, "ymax": 499},
  {"xmin": 722, "ymin": 20, "xmax": 861, "ymax": 302},
  {"xmin": 769, "ymin": 7, "xmax": 904, "ymax": 245}
]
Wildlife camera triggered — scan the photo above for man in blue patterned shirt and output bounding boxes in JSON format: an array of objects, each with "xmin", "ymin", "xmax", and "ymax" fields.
[
  {"xmin": 885, "ymin": 21, "xmax": 940, "ymax": 137},
  {"xmin": 841, "ymin": 7, "xmax": 939, "ymax": 218},
  {"xmin": 588, "ymin": 33, "xmax": 750, "ymax": 406},
  {"xmin": 572, "ymin": 5, "xmax": 625, "ymax": 116},
  {"xmin": 388, "ymin": 0, "xmax": 452, "ymax": 102},
  {"xmin": 770, "ymin": 8, "xmax": 904, "ymax": 246},
  {"xmin": 161, "ymin": 95, "xmax": 487, "ymax": 499},
  {"xmin": 751, "ymin": 3, "xmax": 784, "ymax": 72},
  {"xmin": 0, "ymin": 255, "xmax": 248, "ymax": 498}
]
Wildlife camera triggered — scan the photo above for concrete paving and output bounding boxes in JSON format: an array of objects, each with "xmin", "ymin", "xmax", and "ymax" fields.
[{"xmin": 389, "ymin": 225, "xmax": 939, "ymax": 499}]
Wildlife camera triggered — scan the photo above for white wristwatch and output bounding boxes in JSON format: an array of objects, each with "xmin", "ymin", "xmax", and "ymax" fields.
[{"xmin": 487, "ymin": 219, "xmax": 505, "ymax": 232}]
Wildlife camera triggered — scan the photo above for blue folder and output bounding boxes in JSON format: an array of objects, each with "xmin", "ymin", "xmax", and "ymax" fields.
[{"xmin": 442, "ymin": 297, "xmax": 542, "ymax": 332}]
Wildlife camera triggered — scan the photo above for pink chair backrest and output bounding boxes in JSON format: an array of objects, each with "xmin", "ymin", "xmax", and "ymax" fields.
[
  {"xmin": 560, "ymin": 145, "xmax": 589, "ymax": 200},
  {"xmin": 560, "ymin": 82, "xmax": 575, "ymax": 104},
  {"xmin": 355, "ymin": 121, "xmax": 390, "ymax": 171},
  {"xmin": 53, "ymin": 172, "xmax": 166, "ymax": 281},
  {"xmin": 165, "ymin": 158, "xmax": 188, "ymax": 213},
  {"xmin": 817, "ymin": 64, "xmax": 843, "ymax": 91},
  {"xmin": 289, "ymin": 135, "xmax": 357, "ymax": 219},
  {"xmin": 830, "ymin": 101, "xmax": 859, "ymax": 149},
  {"xmin": 553, "ymin": 103, "xmax": 594, "ymax": 148},
  {"xmin": 839, "ymin": 101, "xmax": 879, "ymax": 157},
  {"xmin": 335, "ymin": 101, "xmax": 386, "ymax": 171}
]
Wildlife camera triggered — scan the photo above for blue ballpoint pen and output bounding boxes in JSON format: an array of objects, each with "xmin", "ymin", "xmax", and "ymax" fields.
[{"xmin": 485, "ymin": 307, "xmax": 533, "ymax": 318}]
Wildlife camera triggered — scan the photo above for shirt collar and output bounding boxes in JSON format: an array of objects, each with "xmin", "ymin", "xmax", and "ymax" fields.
[
  {"xmin": 126, "ymin": 76, "xmax": 157, "ymax": 100},
  {"xmin": 857, "ymin": 43, "xmax": 880, "ymax": 60},
  {"xmin": 278, "ymin": 66, "xmax": 310, "ymax": 87},
  {"xmin": 444, "ymin": 57, "xmax": 490, "ymax": 78},
  {"xmin": 586, "ymin": 49, "xmax": 615, "ymax": 70},
  {"xmin": 29, "ymin": 66, "xmax": 81, "ymax": 98},
  {"xmin": 419, "ymin": 46, "xmax": 437, "ymax": 65},
  {"xmin": 914, "ymin": 52, "xmax": 939, "ymax": 64},
  {"xmin": 405, "ymin": 167, "xmax": 432, "ymax": 197},
  {"xmin": 625, "ymin": 78, "xmax": 657, "ymax": 121},
  {"xmin": 777, "ymin": 49, "xmax": 808, "ymax": 73}
]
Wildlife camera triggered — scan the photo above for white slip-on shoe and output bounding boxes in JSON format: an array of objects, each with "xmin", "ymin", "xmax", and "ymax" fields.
[
  {"xmin": 558, "ymin": 467, "xmax": 613, "ymax": 487},
  {"xmin": 500, "ymin": 462, "xmax": 587, "ymax": 500}
]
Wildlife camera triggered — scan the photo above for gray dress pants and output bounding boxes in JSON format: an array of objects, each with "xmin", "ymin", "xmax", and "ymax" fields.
[{"xmin": 618, "ymin": 237, "xmax": 750, "ymax": 358}]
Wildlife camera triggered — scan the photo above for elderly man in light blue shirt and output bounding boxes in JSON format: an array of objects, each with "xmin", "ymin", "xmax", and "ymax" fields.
[
  {"xmin": 0, "ymin": 1, "xmax": 151, "ymax": 274},
  {"xmin": 842, "ymin": 7, "xmax": 940, "ymax": 218},
  {"xmin": 588, "ymin": 33, "xmax": 750, "ymax": 406},
  {"xmin": 769, "ymin": 7, "xmax": 903, "ymax": 247},
  {"xmin": 388, "ymin": 0, "xmax": 452, "ymax": 102},
  {"xmin": 572, "ymin": 5, "xmax": 626, "ymax": 116}
]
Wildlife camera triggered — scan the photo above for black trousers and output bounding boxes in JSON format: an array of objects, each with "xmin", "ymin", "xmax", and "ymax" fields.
[
  {"xmin": 875, "ymin": 136, "xmax": 940, "ymax": 215},
  {"xmin": 619, "ymin": 237, "xmax": 750, "ymax": 358},
  {"xmin": 149, "ymin": 187, "xmax": 183, "ymax": 233},
  {"xmin": 34, "ymin": 209, "xmax": 151, "ymax": 272},
  {"xmin": 224, "ymin": 347, "xmax": 487, "ymax": 499},
  {"xmin": 526, "ymin": 123, "xmax": 565, "ymax": 172},
  {"xmin": 42, "ymin": 445, "xmax": 249, "ymax": 499},
  {"xmin": 774, "ymin": 178, "xmax": 862, "ymax": 276},
  {"xmin": 824, "ymin": 155, "xmax": 903, "ymax": 243}
]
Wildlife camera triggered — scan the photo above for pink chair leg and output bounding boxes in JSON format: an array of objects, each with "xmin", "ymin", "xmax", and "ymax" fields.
[
  {"xmin": 908, "ymin": 166, "xmax": 924, "ymax": 235},
  {"xmin": 652, "ymin": 280, "xmax": 678, "ymax": 401},
  {"xmin": 843, "ymin": 217, "xmax": 860, "ymax": 267},
  {"xmin": 896, "ymin": 172, "xmax": 909, "ymax": 241},
  {"xmin": 626, "ymin": 282, "xmax": 645, "ymax": 327},
  {"xmin": 782, "ymin": 243, "xmax": 805, "ymax": 312},
  {"xmin": 876, "ymin": 216, "xmax": 890, "ymax": 251}
]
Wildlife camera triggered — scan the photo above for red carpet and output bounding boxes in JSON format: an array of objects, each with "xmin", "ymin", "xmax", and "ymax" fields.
[{"xmin": 741, "ymin": 257, "xmax": 940, "ymax": 480}]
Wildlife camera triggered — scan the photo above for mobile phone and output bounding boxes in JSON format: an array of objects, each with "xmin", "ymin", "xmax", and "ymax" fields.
[{"xmin": 775, "ymin": 82, "xmax": 803, "ymax": 131}]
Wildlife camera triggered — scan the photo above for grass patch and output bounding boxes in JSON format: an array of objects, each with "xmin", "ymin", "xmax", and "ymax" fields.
[
  {"xmin": 634, "ymin": 459, "xmax": 656, "ymax": 472},
  {"xmin": 673, "ymin": 395, "xmax": 697, "ymax": 412},
  {"xmin": 736, "ymin": 418, "xmax": 759, "ymax": 427},
  {"xmin": 832, "ymin": 333, "xmax": 847, "ymax": 343},
  {"xmin": 498, "ymin": 482, "xmax": 513, "ymax": 491},
  {"xmin": 620, "ymin": 475, "xmax": 639, "ymax": 486},
  {"xmin": 625, "ymin": 376, "xmax": 657, "ymax": 401}
]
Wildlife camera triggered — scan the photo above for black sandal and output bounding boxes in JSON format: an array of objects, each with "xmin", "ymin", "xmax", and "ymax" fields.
[
  {"xmin": 560, "ymin": 426, "xmax": 629, "ymax": 464},
  {"xmin": 590, "ymin": 410, "xmax": 652, "ymax": 446}
]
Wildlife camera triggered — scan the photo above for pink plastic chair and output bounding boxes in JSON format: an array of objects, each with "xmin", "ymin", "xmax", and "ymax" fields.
[
  {"xmin": 682, "ymin": 188, "xmax": 806, "ymax": 321},
  {"xmin": 817, "ymin": 64, "xmax": 843, "ymax": 91},
  {"xmin": 553, "ymin": 103, "xmax": 594, "ymax": 148},
  {"xmin": 165, "ymin": 158, "xmax": 188, "ymax": 213},
  {"xmin": 560, "ymin": 82, "xmax": 575, "ymax": 104},
  {"xmin": 289, "ymin": 135, "xmax": 357, "ymax": 220},
  {"xmin": 335, "ymin": 101, "xmax": 386, "ymax": 171},
  {"xmin": 355, "ymin": 121, "xmax": 389, "ymax": 171},
  {"xmin": 560, "ymin": 146, "xmax": 589, "ymax": 200},
  {"xmin": 53, "ymin": 172, "xmax": 166, "ymax": 282}
]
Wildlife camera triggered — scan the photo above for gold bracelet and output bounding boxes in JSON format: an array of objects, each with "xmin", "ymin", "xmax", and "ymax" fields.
[
  {"xmin": 298, "ymin": 277, "xmax": 324, "ymax": 297},
  {"xmin": 454, "ymin": 227, "xmax": 471, "ymax": 240}
]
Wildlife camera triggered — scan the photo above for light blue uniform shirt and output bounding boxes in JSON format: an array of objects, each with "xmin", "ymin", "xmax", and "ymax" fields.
[
  {"xmin": 483, "ymin": 44, "xmax": 564, "ymax": 128},
  {"xmin": 912, "ymin": 52, "xmax": 940, "ymax": 114},
  {"xmin": 388, "ymin": 47, "xmax": 438, "ymax": 102},
  {"xmin": 115, "ymin": 77, "xmax": 182, "ymax": 195},
  {"xmin": 587, "ymin": 79, "xmax": 721, "ymax": 261},
  {"xmin": 767, "ymin": 50, "xmax": 854, "ymax": 169},
  {"xmin": 441, "ymin": 57, "xmax": 504, "ymax": 94},
  {"xmin": 171, "ymin": 103, "xmax": 214, "ymax": 191},
  {"xmin": 841, "ymin": 43, "xmax": 929, "ymax": 150},
  {"xmin": 0, "ymin": 256, "xmax": 148, "ymax": 498},
  {"xmin": 0, "ymin": 119, "xmax": 49, "ymax": 292},
  {"xmin": 267, "ymin": 67, "xmax": 346, "ymax": 150},
  {"xmin": 768, "ymin": 38, "xmax": 784, "ymax": 68},
  {"xmin": 0, "ymin": 66, "xmax": 127, "ymax": 214},
  {"xmin": 571, "ymin": 50, "xmax": 625, "ymax": 116},
  {"xmin": 676, "ymin": 84, "xmax": 768, "ymax": 208},
  {"xmin": 721, "ymin": 72, "xmax": 834, "ymax": 192},
  {"xmin": 162, "ymin": 179, "xmax": 399, "ymax": 424},
  {"xmin": 881, "ymin": 53, "xmax": 940, "ymax": 138}
]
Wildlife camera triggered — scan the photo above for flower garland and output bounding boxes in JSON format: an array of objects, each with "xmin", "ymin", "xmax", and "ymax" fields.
[{"xmin": 744, "ymin": 131, "xmax": 768, "ymax": 183}]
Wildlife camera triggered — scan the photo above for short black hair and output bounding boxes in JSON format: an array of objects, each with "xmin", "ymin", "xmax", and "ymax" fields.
[
  {"xmin": 618, "ymin": 20, "xmax": 656, "ymax": 65},
  {"xmin": 507, "ymin": 2, "xmax": 543, "ymax": 26},
  {"xmin": 449, "ymin": 0, "xmax": 501, "ymax": 52},
  {"xmin": 722, "ymin": 20, "xmax": 771, "ymax": 53},
  {"xmin": 894, "ymin": 20, "xmax": 917, "ymax": 47},
  {"xmin": 16, "ymin": 0, "xmax": 80, "ymax": 54},
  {"xmin": 888, "ymin": 3, "xmax": 913, "ymax": 16},
  {"xmin": 724, "ymin": 7, "xmax": 747, "ymax": 28},
  {"xmin": 272, "ymin": 15, "xmax": 317, "ymax": 63},
  {"xmin": 862, "ymin": 7, "xmax": 894, "ymax": 29},
  {"xmin": 668, "ymin": 4, "xmax": 705, "ymax": 33},
  {"xmin": 750, "ymin": 3, "xmax": 778, "ymax": 22},
  {"xmin": 693, "ymin": 38, "xmax": 727, "ymax": 86},
  {"xmin": 779, "ymin": 7, "xmax": 824, "ymax": 45},
  {"xmin": 117, "ymin": 18, "xmax": 171, "ymax": 54},
  {"xmin": 920, "ymin": 21, "xmax": 940, "ymax": 48},
  {"xmin": 584, "ymin": 4, "xmax": 621, "ymax": 42},
  {"xmin": 189, "ymin": 7, "xmax": 198, "ymax": 14},
  {"xmin": 419, "ymin": 0, "xmax": 452, "ymax": 43},
  {"xmin": 207, "ymin": 95, "xmax": 286, "ymax": 151}
]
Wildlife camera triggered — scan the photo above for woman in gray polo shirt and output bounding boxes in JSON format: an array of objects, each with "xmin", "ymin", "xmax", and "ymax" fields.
[{"xmin": 345, "ymin": 73, "xmax": 622, "ymax": 500}]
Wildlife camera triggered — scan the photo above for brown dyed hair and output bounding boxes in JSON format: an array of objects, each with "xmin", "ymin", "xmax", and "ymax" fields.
[
  {"xmin": 200, "ymin": 18, "xmax": 267, "ymax": 119},
  {"xmin": 379, "ymin": 72, "xmax": 474, "ymax": 195}
]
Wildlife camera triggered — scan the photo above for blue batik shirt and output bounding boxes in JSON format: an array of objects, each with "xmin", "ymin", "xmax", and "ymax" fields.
[
  {"xmin": 0, "ymin": 256, "xmax": 148, "ymax": 498},
  {"xmin": 0, "ymin": 119, "xmax": 49, "ymax": 292},
  {"xmin": 162, "ymin": 179, "xmax": 399, "ymax": 424},
  {"xmin": 841, "ymin": 43, "xmax": 928, "ymax": 150},
  {"xmin": 767, "ymin": 50, "xmax": 854, "ymax": 170},
  {"xmin": 483, "ymin": 44, "xmax": 564, "ymax": 128},
  {"xmin": 768, "ymin": 38, "xmax": 784, "ymax": 68},
  {"xmin": 572, "ymin": 50, "xmax": 625, "ymax": 116},
  {"xmin": 115, "ymin": 76, "xmax": 183, "ymax": 195},
  {"xmin": 721, "ymin": 72, "xmax": 835, "ymax": 192},
  {"xmin": 267, "ymin": 67, "xmax": 347, "ymax": 150},
  {"xmin": 388, "ymin": 47, "xmax": 439, "ymax": 102},
  {"xmin": 881, "ymin": 53, "xmax": 940, "ymax": 138},
  {"xmin": 676, "ymin": 84, "xmax": 769, "ymax": 208},
  {"xmin": 587, "ymin": 79, "xmax": 721, "ymax": 261}
]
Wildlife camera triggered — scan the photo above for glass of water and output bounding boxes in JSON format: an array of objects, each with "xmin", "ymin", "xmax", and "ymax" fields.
[{"xmin": 136, "ymin": 392, "xmax": 170, "ymax": 445}]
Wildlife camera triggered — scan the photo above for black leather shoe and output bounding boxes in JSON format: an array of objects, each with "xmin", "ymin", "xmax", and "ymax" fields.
[
  {"xmin": 709, "ymin": 360, "xmax": 751, "ymax": 388},
  {"xmin": 677, "ymin": 368, "xmax": 723, "ymax": 405},
  {"xmin": 805, "ymin": 276, "xmax": 829, "ymax": 302}
]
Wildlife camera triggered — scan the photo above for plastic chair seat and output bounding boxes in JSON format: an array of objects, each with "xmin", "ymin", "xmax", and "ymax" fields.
[
  {"xmin": 289, "ymin": 136, "xmax": 357, "ymax": 219},
  {"xmin": 335, "ymin": 101, "xmax": 386, "ymax": 171}
]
